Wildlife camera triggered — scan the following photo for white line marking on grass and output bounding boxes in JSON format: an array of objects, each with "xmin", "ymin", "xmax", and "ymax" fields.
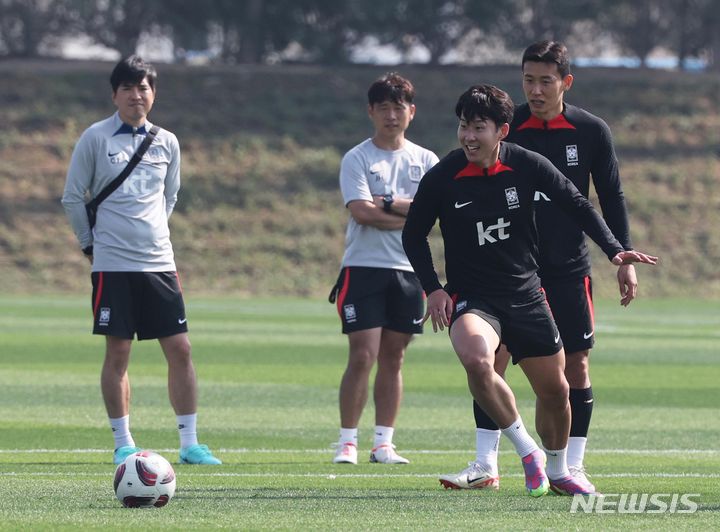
[
  {"xmin": 2, "ymin": 472, "xmax": 719, "ymax": 479},
  {"xmin": 1, "ymin": 448, "xmax": 719, "ymax": 455}
]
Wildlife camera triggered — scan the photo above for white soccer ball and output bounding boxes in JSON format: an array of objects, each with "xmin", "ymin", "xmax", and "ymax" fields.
[{"xmin": 113, "ymin": 451, "xmax": 177, "ymax": 508}]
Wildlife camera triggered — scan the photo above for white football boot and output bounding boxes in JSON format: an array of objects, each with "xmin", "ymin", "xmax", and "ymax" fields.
[
  {"xmin": 439, "ymin": 461, "xmax": 500, "ymax": 490},
  {"xmin": 369, "ymin": 443, "xmax": 410, "ymax": 464},
  {"xmin": 332, "ymin": 442, "xmax": 358, "ymax": 464}
]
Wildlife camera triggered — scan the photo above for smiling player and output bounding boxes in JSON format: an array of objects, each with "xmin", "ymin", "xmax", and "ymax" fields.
[
  {"xmin": 402, "ymin": 84, "xmax": 657, "ymax": 496},
  {"xmin": 443, "ymin": 41, "xmax": 639, "ymax": 494}
]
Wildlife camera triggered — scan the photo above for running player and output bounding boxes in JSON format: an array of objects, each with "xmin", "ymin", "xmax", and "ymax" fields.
[
  {"xmin": 402, "ymin": 84, "xmax": 656, "ymax": 495},
  {"xmin": 331, "ymin": 73, "xmax": 439, "ymax": 465},
  {"xmin": 440, "ymin": 41, "xmax": 636, "ymax": 493},
  {"xmin": 61, "ymin": 55, "xmax": 221, "ymax": 466}
]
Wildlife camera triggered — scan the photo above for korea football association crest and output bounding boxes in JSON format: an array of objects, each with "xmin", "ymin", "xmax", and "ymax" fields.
[
  {"xmin": 566, "ymin": 144, "xmax": 579, "ymax": 166},
  {"xmin": 505, "ymin": 187, "xmax": 520, "ymax": 209},
  {"xmin": 145, "ymin": 147, "xmax": 163, "ymax": 161},
  {"xmin": 98, "ymin": 307, "xmax": 111, "ymax": 326},
  {"xmin": 343, "ymin": 304, "xmax": 357, "ymax": 323},
  {"xmin": 409, "ymin": 164, "xmax": 423, "ymax": 182}
]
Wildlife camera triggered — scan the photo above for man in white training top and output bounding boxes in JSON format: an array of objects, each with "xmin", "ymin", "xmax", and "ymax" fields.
[{"xmin": 331, "ymin": 73, "xmax": 438, "ymax": 465}]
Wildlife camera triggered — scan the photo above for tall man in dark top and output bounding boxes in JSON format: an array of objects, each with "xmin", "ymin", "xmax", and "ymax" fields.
[
  {"xmin": 439, "ymin": 41, "xmax": 638, "ymax": 493},
  {"xmin": 402, "ymin": 84, "xmax": 657, "ymax": 496}
]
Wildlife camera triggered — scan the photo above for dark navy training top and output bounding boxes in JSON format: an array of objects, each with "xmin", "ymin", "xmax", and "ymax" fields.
[
  {"xmin": 506, "ymin": 103, "xmax": 632, "ymax": 280},
  {"xmin": 402, "ymin": 142, "xmax": 624, "ymax": 301}
]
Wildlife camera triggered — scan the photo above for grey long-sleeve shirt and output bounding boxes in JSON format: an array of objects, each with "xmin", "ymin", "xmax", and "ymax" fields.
[{"xmin": 61, "ymin": 112, "xmax": 180, "ymax": 272}]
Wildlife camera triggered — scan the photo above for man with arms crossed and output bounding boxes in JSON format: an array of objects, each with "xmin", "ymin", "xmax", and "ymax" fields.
[
  {"xmin": 332, "ymin": 73, "xmax": 439, "ymax": 464},
  {"xmin": 440, "ymin": 41, "xmax": 636, "ymax": 493},
  {"xmin": 62, "ymin": 55, "xmax": 221, "ymax": 466},
  {"xmin": 402, "ymin": 84, "xmax": 656, "ymax": 495}
]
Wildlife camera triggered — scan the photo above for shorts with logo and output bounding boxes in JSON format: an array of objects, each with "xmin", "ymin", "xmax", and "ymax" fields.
[
  {"xmin": 542, "ymin": 275, "xmax": 595, "ymax": 354},
  {"xmin": 90, "ymin": 271, "xmax": 188, "ymax": 340},
  {"xmin": 449, "ymin": 290, "xmax": 562, "ymax": 364},
  {"xmin": 334, "ymin": 266, "xmax": 424, "ymax": 335}
]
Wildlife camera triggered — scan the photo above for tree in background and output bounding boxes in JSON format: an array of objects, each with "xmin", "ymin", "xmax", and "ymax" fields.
[
  {"xmin": 670, "ymin": 0, "xmax": 719, "ymax": 70},
  {"xmin": 364, "ymin": 0, "xmax": 475, "ymax": 65},
  {"xmin": 485, "ymin": 0, "xmax": 598, "ymax": 48},
  {"xmin": 2, "ymin": 0, "xmax": 718, "ymax": 68},
  {"xmin": 596, "ymin": 0, "xmax": 672, "ymax": 68},
  {"xmin": 76, "ymin": 0, "xmax": 164, "ymax": 59},
  {"xmin": 0, "ymin": 0, "xmax": 75, "ymax": 57}
]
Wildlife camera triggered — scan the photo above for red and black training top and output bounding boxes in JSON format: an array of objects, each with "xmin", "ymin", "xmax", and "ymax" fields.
[
  {"xmin": 506, "ymin": 103, "xmax": 632, "ymax": 281},
  {"xmin": 401, "ymin": 142, "xmax": 624, "ymax": 301}
]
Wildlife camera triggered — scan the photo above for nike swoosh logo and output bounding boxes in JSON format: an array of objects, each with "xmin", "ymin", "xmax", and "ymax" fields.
[
  {"xmin": 108, "ymin": 152, "xmax": 121, "ymax": 157},
  {"xmin": 583, "ymin": 331, "xmax": 594, "ymax": 339},
  {"xmin": 412, "ymin": 318, "xmax": 424, "ymax": 325},
  {"xmin": 178, "ymin": 318, "xmax": 187, "ymax": 324},
  {"xmin": 554, "ymin": 332, "xmax": 561, "ymax": 343},
  {"xmin": 454, "ymin": 201, "xmax": 472, "ymax": 209},
  {"xmin": 467, "ymin": 476, "xmax": 489, "ymax": 485}
]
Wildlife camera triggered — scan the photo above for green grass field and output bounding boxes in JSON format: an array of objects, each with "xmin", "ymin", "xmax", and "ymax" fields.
[{"xmin": 1, "ymin": 295, "xmax": 718, "ymax": 529}]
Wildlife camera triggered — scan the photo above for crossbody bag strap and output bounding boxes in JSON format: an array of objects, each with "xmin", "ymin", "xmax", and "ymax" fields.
[{"xmin": 90, "ymin": 125, "xmax": 160, "ymax": 208}]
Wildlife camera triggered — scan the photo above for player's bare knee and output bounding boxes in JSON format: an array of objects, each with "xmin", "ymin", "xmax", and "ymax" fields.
[
  {"xmin": 564, "ymin": 350, "xmax": 590, "ymax": 387},
  {"xmin": 377, "ymin": 349, "xmax": 404, "ymax": 373},
  {"xmin": 461, "ymin": 355, "xmax": 495, "ymax": 383},
  {"xmin": 536, "ymin": 378, "xmax": 569, "ymax": 409},
  {"xmin": 347, "ymin": 347, "xmax": 377, "ymax": 373}
]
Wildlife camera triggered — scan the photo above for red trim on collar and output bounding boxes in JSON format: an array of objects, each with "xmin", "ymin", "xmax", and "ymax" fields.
[
  {"xmin": 454, "ymin": 159, "xmax": 513, "ymax": 179},
  {"xmin": 516, "ymin": 113, "xmax": 576, "ymax": 130}
]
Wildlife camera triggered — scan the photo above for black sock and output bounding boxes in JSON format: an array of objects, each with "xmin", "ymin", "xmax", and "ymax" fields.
[
  {"xmin": 473, "ymin": 400, "xmax": 500, "ymax": 430},
  {"xmin": 569, "ymin": 387, "xmax": 593, "ymax": 438}
]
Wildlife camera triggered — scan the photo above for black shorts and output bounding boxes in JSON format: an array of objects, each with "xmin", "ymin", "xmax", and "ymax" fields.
[
  {"xmin": 542, "ymin": 275, "xmax": 595, "ymax": 354},
  {"xmin": 449, "ymin": 290, "xmax": 562, "ymax": 364},
  {"xmin": 90, "ymin": 271, "xmax": 188, "ymax": 340},
  {"xmin": 334, "ymin": 266, "xmax": 424, "ymax": 335}
]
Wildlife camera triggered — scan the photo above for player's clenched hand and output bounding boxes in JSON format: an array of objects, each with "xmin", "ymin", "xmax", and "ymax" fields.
[
  {"xmin": 611, "ymin": 250, "xmax": 658, "ymax": 266},
  {"xmin": 424, "ymin": 289, "xmax": 453, "ymax": 333},
  {"xmin": 617, "ymin": 263, "xmax": 637, "ymax": 307}
]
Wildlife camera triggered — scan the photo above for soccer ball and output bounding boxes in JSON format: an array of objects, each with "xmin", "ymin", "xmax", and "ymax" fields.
[{"xmin": 113, "ymin": 451, "xmax": 176, "ymax": 508}]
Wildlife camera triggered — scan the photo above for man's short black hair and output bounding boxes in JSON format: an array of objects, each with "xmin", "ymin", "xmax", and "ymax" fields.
[
  {"xmin": 110, "ymin": 55, "xmax": 157, "ymax": 92},
  {"xmin": 367, "ymin": 72, "xmax": 415, "ymax": 106},
  {"xmin": 455, "ymin": 85, "xmax": 514, "ymax": 128},
  {"xmin": 522, "ymin": 40, "xmax": 571, "ymax": 78}
]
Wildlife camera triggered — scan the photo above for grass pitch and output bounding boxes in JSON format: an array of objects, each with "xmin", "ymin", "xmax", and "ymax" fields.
[{"xmin": 0, "ymin": 295, "xmax": 718, "ymax": 529}]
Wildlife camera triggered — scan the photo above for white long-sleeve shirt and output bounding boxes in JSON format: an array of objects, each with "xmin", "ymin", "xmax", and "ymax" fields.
[{"xmin": 62, "ymin": 112, "xmax": 180, "ymax": 272}]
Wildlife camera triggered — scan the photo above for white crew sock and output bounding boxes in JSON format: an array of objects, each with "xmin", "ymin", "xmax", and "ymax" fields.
[
  {"xmin": 109, "ymin": 415, "xmax": 135, "ymax": 449},
  {"xmin": 543, "ymin": 445, "xmax": 570, "ymax": 480},
  {"xmin": 567, "ymin": 436, "xmax": 587, "ymax": 468},
  {"xmin": 339, "ymin": 427, "xmax": 358, "ymax": 446},
  {"xmin": 500, "ymin": 417, "xmax": 539, "ymax": 458},
  {"xmin": 373, "ymin": 425, "xmax": 394, "ymax": 448},
  {"xmin": 177, "ymin": 413, "xmax": 198, "ymax": 449},
  {"xmin": 476, "ymin": 428, "xmax": 501, "ymax": 474}
]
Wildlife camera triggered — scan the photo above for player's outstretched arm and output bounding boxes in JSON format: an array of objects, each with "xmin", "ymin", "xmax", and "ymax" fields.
[
  {"xmin": 611, "ymin": 251, "xmax": 657, "ymax": 306},
  {"xmin": 611, "ymin": 250, "xmax": 658, "ymax": 266}
]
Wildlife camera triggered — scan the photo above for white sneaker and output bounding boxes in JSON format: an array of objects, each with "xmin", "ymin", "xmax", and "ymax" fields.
[
  {"xmin": 567, "ymin": 464, "xmax": 596, "ymax": 493},
  {"xmin": 439, "ymin": 462, "xmax": 500, "ymax": 490},
  {"xmin": 369, "ymin": 443, "xmax": 410, "ymax": 464},
  {"xmin": 332, "ymin": 442, "xmax": 358, "ymax": 464}
]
